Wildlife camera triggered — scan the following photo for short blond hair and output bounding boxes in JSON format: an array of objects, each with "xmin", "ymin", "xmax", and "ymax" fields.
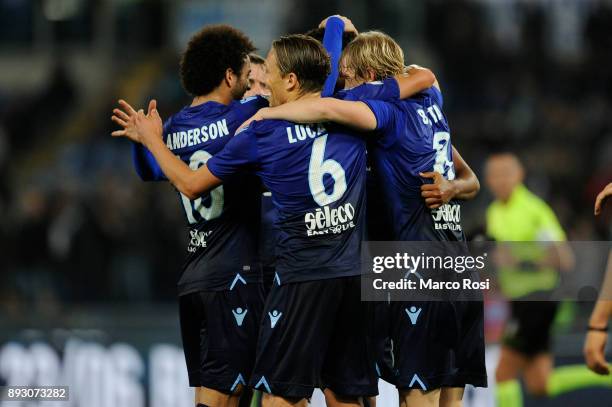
[{"xmin": 341, "ymin": 31, "xmax": 404, "ymax": 81}]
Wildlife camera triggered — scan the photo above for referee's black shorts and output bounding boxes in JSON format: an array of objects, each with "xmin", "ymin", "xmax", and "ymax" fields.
[{"xmin": 502, "ymin": 300, "xmax": 559, "ymax": 357}]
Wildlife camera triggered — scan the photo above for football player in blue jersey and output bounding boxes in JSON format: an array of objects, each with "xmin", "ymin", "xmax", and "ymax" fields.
[
  {"xmin": 112, "ymin": 25, "xmax": 268, "ymax": 407},
  {"xmin": 112, "ymin": 33, "xmax": 438, "ymax": 407},
  {"xmin": 243, "ymin": 53, "xmax": 277, "ymax": 300},
  {"xmin": 294, "ymin": 20, "xmax": 482, "ymax": 407},
  {"xmin": 242, "ymin": 54, "xmax": 275, "ymax": 407},
  {"xmin": 244, "ymin": 53, "xmax": 270, "ymax": 99},
  {"xmin": 305, "ymin": 15, "xmax": 359, "ymax": 97},
  {"xmin": 243, "ymin": 29, "xmax": 485, "ymax": 407}
]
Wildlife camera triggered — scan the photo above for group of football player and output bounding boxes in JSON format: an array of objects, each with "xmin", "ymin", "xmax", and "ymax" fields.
[{"xmin": 111, "ymin": 15, "xmax": 486, "ymax": 407}]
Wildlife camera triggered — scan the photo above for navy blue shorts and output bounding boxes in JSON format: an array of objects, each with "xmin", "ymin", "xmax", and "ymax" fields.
[
  {"xmin": 178, "ymin": 282, "xmax": 265, "ymax": 392},
  {"xmin": 249, "ymin": 276, "xmax": 379, "ymax": 399},
  {"xmin": 370, "ymin": 301, "xmax": 397, "ymax": 385},
  {"xmin": 389, "ymin": 300, "xmax": 487, "ymax": 391}
]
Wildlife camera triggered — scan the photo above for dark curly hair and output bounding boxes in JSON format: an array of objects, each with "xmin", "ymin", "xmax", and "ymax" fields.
[{"xmin": 180, "ymin": 25, "xmax": 255, "ymax": 96}]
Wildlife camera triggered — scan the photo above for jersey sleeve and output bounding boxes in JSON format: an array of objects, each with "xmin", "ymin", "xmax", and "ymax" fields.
[
  {"xmin": 369, "ymin": 77, "xmax": 401, "ymax": 101},
  {"xmin": 423, "ymin": 86, "xmax": 444, "ymax": 108},
  {"xmin": 362, "ymin": 99, "xmax": 402, "ymax": 147},
  {"xmin": 337, "ymin": 77, "xmax": 400, "ymax": 102},
  {"xmin": 131, "ymin": 143, "xmax": 166, "ymax": 181},
  {"xmin": 131, "ymin": 119, "xmax": 172, "ymax": 181},
  {"xmin": 232, "ymin": 95, "xmax": 269, "ymax": 123},
  {"xmin": 207, "ymin": 127, "xmax": 259, "ymax": 180},
  {"xmin": 533, "ymin": 200, "xmax": 566, "ymax": 241},
  {"xmin": 322, "ymin": 16, "xmax": 344, "ymax": 97}
]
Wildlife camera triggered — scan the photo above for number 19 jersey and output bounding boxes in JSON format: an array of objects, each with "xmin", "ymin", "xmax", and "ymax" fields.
[
  {"xmin": 161, "ymin": 96, "xmax": 268, "ymax": 295},
  {"xmin": 207, "ymin": 119, "xmax": 367, "ymax": 284}
]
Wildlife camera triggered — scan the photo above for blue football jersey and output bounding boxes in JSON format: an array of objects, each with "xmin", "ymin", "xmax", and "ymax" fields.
[
  {"xmin": 137, "ymin": 95, "xmax": 268, "ymax": 294},
  {"xmin": 335, "ymin": 77, "xmax": 400, "ymax": 102},
  {"xmin": 207, "ymin": 120, "xmax": 367, "ymax": 284},
  {"xmin": 335, "ymin": 78, "xmax": 401, "ymax": 241},
  {"xmin": 363, "ymin": 87, "xmax": 464, "ymax": 241},
  {"xmin": 259, "ymin": 191, "xmax": 278, "ymax": 271}
]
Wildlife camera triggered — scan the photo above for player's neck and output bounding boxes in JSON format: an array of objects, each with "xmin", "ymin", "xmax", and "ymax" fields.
[
  {"xmin": 191, "ymin": 91, "xmax": 231, "ymax": 107},
  {"xmin": 289, "ymin": 91, "xmax": 321, "ymax": 103}
]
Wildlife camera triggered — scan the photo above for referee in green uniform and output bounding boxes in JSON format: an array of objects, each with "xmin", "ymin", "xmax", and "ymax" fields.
[
  {"xmin": 486, "ymin": 152, "xmax": 566, "ymax": 399},
  {"xmin": 486, "ymin": 153, "xmax": 610, "ymax": 406}
]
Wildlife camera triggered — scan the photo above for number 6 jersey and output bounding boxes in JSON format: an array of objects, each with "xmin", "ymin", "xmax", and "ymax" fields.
[
  {"xmin": 132, "ymin": 95, "xmax": 269, "ymax": 295},
  {"xmin": 207, "ymin": 119, "xmax": 367, "ymax": 284}
]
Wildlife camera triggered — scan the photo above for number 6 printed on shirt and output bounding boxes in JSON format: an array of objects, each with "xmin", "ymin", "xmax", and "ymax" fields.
[{"xmin": 308, "ymin": 135, "xmax": 347, "ymax": 206}]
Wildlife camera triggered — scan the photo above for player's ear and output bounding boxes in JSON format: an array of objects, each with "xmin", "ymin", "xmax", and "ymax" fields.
[
  {"xmin": 367, "ymin": 68, "xmax": 376, "ymax": 82},
  {"xmin": 224, "ymin": 68, "xmax": 235, "ymax": 88},
  {"xmin": 285, "ymin": 72, "xmax": 298, "ymax": 92}
]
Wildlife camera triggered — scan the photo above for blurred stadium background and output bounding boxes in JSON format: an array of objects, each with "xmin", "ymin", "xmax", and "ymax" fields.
[{"xmin": 0, "ymin": 0, "xmax": 611, "ymax": 406}]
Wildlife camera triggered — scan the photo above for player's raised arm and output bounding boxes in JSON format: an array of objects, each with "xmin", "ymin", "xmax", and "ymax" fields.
[
  {"xmin": 394, "ymin": 65, "xmax": 436, "ymax": 99},
  {"xmin": 112, "ymin": 100, "xmax": 166, "ymax": 181},
  {"xmin": 112, "ymin": 101, "xmax": 221, "ymax": 199},
  {"xmin": 247, "ymin": 96, "xmax": 378, "ymax": 131},
  {"xmin": 319, "ymin": 15, "xmax": 358, "ymax": 97}
]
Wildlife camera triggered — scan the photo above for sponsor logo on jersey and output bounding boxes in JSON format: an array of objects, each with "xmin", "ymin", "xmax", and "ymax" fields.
[
  {"xmin": 187, "ymin": 229, "xmax": 212, "ymax": 252},
  {"xmin": 304, "ymin": 203, "xmax": 356, "ymax": 236},
  {"xmin": 431, "ymin": 203, "xmax": 462, "ymax": 231}
]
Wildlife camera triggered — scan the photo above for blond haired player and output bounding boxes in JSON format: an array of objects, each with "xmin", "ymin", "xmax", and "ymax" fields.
[{"xmin": 244, "ymin": 24, "xmax": 485, "ymax": 407}]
